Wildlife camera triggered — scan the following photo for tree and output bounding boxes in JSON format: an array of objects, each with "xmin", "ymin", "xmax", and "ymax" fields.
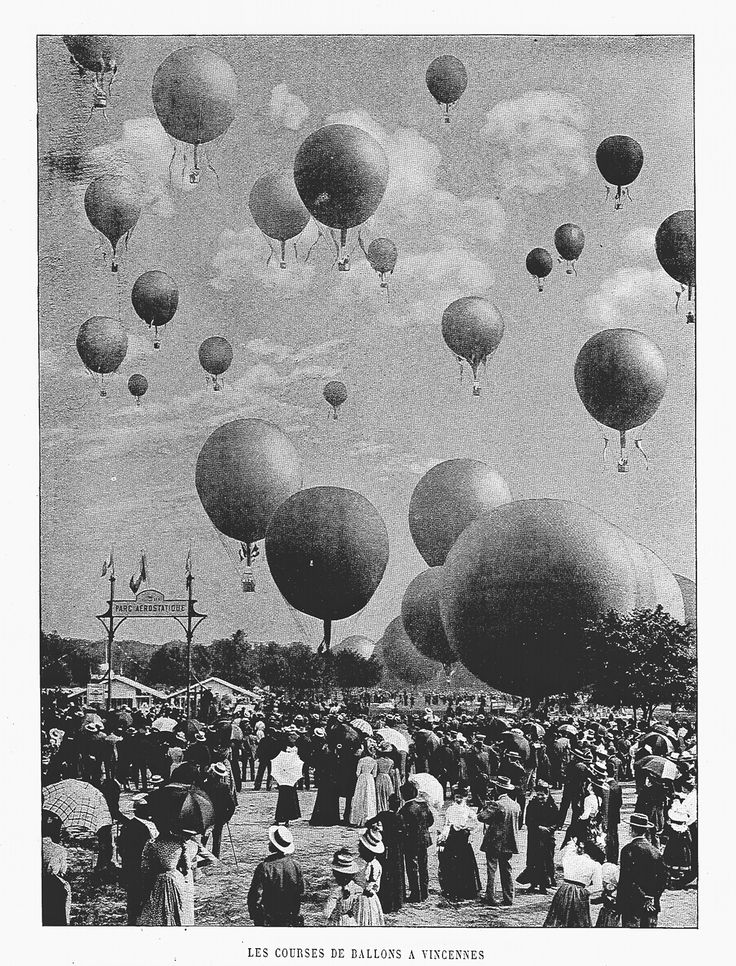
[
  {"xmin": 209, "ymin": 630, "xmax": 258, "ymax": 689},
  {"xmin": 583, "ymin": 606, "xmax": 696, "ymax": 721},
  {"xmin": 332, "ymin": 652, "xmax": 383, "ymax": 693},
  {"xmin": 41, "ymin": 631, "xmax": 93, "ymax": 686},
  {"xmin": 254, "ymin": 642, "xmax": 292, "ymax": 690},
  {"xmin": 145, "ymin": 644, "xmax": 211, "ymax": 689}
]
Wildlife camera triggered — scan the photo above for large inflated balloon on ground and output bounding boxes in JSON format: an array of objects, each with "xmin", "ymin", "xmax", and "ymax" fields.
[
  {"xmin": 409, "ymin": 459, "xmax": 511, "ymax": 566},
  {"xmin": 333, "ymin": 636, "xmax": 376, "ymax": 661},
  {"xmin": 294, "ymin": 124, "xmax": 389, "ymax": 271},
  {"xmin": 198, "ymin": 337, "xmax": 233, "ymax": 390},
  {"xmin": 632, "ymin": 545, "xmax": 684, "ymax": 621},
  {"xmin": 442, "ymin": 296, "xmax": 505, "ymax": 396},
  {"xmin": 380, "ymin": 617, "xmax": 442, "ymax": 686},
  {"xmin": 152, "ymin": 47, "xmax": 238, "ymax": 184},
  {"xmin": 76, "ymin": 317, "xmax": 128, "ymax": 396},
  {"xmin": 426, "ymin": 55, "xmax": 468, "ymax": 123},
  {"xmin": 656, "ymin": 210, "xmax": 695, "ymax": 316},
  {"xmin": 132, "ymin": 271, "xmax": 179, "ymax": 349},
  {"xmin": 265, "ymin": 487, "xmax": 390, "ymax": 650},
  {"xmin": 84, "ymin": 176, "xmax": 140, "ymax": 272},
  {"xmin": 596, "ymin": 136, "xmax": 644, "ymax": 208},
  {"xmin": 674, "ymin": 575, "xmax": 696, "ymax": 628},
  {"xmin": 575, "ymin": 328, "xmax": 667, "ymax": 473},
  {"xmin": 526, "ymin": 248, "xmax": 554, "ymax": 292},
  {"xmin": 554, "ymin": 223, "xmax": 585, "ymax": 275},
  {"xmin": 401, "ymin": 569, "xmax": 456, "ymax": 667},
  {"xmin": 249, "ymin": 171, "xmax": 311, "ymax": 268},
  {"xmin": 439, "ymin": 499, "xmax": 641, "ymax": 697}
]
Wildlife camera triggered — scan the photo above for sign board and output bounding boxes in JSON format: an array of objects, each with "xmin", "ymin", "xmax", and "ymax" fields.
[
  {"xmin": 111, "ymin": 589, "xmax": 189, "ymax": 618},
  {"xmin": 86, "ymin": 683, "xmax": 106, "ymax": 705}
]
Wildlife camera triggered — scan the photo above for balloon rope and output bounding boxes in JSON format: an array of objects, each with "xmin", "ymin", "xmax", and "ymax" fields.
[
  {"xmin": 203, "ymin": 148, "xmax": 221, "ymax": 190},
  {"xmin": 168, "ymin": 139, "xmax": 177, "ymax": 185},
  {"xmin": 634, "ymin": 437, "xmax": 650, "ymax": 469}
]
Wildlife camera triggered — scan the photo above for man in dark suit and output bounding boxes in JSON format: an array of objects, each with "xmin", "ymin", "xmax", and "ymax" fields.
[
  {"xmin": 558, "ymin": 748, "xmax": 592, "ymax": 835},
  {"xmin": 605, "ymin": 766, "xmax": 623, "ymax": 862},
  {"xmin": 464, "ymin": 735, "xmax": 492, "ymax": 806},
  {"xmin": 117, "ymin": 794, "xmax": 155, "ymax": 924},
  {"xmin": 248, "ymin": 825, "xmax": 305, "ymax": 926},
  {"xmin": 399, "ymin": 781, "xmax": 434, "ymax": 902},
  {"xmin": 617, "ymin": 813, "xmax": 668, "ymax": 927},
  {"xmin": 478, "ymin": 777, "xmax": 521, "ymax": 906}
]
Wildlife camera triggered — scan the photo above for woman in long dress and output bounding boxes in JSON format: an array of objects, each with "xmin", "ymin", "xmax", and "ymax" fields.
[
  {"xmin": 348, "ymin": 748, "xmax": 378, "ymax": 827},
  {"xmin": 437, "ymin": 785, "xmax": 481, "ymax": 901},
  {"xmin": 367, "ymin": 794, "xmax": 406, "ymax": 913},
  {"xmin": 311, "ymin": 734, "xmax": 341, "ymax": 826},
  {"xmin": 660, "ymin": 803, "xmax": 693, "ymax": 887},
  {"xmin": 137, "ymin": 831, "xmax": 216, "ymax": 925},
  {"xmin": 375, "ymin": 743, "xmax": 399, "ymax": 812},
  {"xmin": 322, "ymin": 848, "xmax": 362, "ymax": 926},
  {"xmin": 594, "ymin": 861, "xmax": 620, "ymax": 927},
  {"xmin": 354, "ymin": 828, "xmax": 385, "ymax": 926},
  {"xmin": 273, "ymin": 743, "xmax": 303, "ymax": 825},
  {"xmin": 543, "ymin": 836, "xmax": 603, "ymax": 927}
]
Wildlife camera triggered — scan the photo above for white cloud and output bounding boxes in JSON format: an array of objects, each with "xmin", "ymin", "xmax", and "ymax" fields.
[
  {"xmin": 586, "ymin": 268, "xmax": 674, "ymax": 326},
  {"xmin": 480, "ymin": 91, "xmax": 589, "ymax": 195},
  {"xmin": 210, "ymin": 223, "xmax": 320, "ymax": 293},
  {"xmin": 269, "ymin": 83, "xmax": 310, "ymax": 130},
  {"xmin": 623, "ymin": 225, "xmax": 657, "ymax": 260}
]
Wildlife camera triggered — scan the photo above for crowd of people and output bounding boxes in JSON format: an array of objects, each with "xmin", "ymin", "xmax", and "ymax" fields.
[{"xmin": 40, "ymin": 687, "xmax": 697, "ymax": 927}]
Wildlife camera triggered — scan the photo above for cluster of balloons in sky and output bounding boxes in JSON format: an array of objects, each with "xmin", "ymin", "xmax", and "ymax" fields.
[{"xmin": 58, "ymin": 38, "xmax": 695, "ymax": 693}]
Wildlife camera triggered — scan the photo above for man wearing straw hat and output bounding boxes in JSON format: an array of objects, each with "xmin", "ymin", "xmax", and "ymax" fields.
[
  {"xmin": 478, "ymin": 777, "xmax": 520, "ymax": 907},
  {"xmin": 248, "ymin": 826, "xmax": 305, "ymax": 926},
  {"xmin": 617, "ymin": 813, "xmax": 668, "ymax": 927}
]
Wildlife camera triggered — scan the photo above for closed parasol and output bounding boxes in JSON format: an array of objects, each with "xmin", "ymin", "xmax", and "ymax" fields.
[
  {"xmin": 350, "ymin": 718, "xmax": 374, "ymax": 737},
  {"xmin": 151, "ymin": 783, "xmax": 215, "ymax": 834},
  {"xmin": 635, "ymin": 756, "xmax": 679, "ymax": 781},
  {"xmin": 152, "ymin": 716, "xmax": 178, "ymax": 732},
  {"xmin": 271, "ymin": 750, "xmax": 305, "ymax": 787},
  {"xmin": 376, "ymin": 726, "xmax": 409, "ymax": 754},
  {"xmin": 411, "ymin": 773, "xmax": 444, "ymax": 812},
  {"xmin": 42, "ymin": 780, "xmax": 112, "ymax": 833}
]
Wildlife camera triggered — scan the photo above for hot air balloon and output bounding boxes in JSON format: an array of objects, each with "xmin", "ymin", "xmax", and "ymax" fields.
[
  {"xmin": 364, "ymin": 237, "xmax": 398, "ymax": 292},
  {"xmin": 63, "ymin": 35, "xmax": 122, "ymax": 118},
  {"xmin": 409, "ymin": 459, "xmax": 512, "ymax": 566},
  {"xmin": 674, "ymin": 574, "xmax": 696, "ymax": 629},
  {"xmin": 265, "ymin": 486, "xmax": 390, "ymax": 651},
  {"xmin": 631, "ymin": 544, "xmax": 685, "ymax": 620},
  {"xmin": 332, "ymin": 636, "xmax": 376, "ymax": 661},
  {"xmin": 401, "ymin": 569, "xmax": 457, "ymax": 669},
  {"xmin": 380, "ymin": 617, "xmax": 442, "ymax": 686},
  {"xmin": 596, "ymin": 136, "xmax": 644, "ymax": 208},
  {"xmin": 554, "ymin": 223, "xmax": 585, "ymax": 275},
  {"xmin": 131, "ymin": 271, "xmax": 179, "ymax": 349},
  {"xmin": 323, "ymin": 381, "xmax": 348, "ymax": 419},
  {"xmin": 526, "ymin": 248, "xmax": 554, "ymax": 292},
  {"xmin": 248, "ymin": 171, "xmax": 312, "ymax": 268},
  {"xmin": 426, "ymin": 55, "xmax": 468, "ymax": 123},
  {"xmin": 152, "ymin": 47, "xmax": 238, "ymax": 185},
  {"xmin": 294, "ymin": 124, "xmax": 389, "ymax": 272},
  {"xmin": 198, "ymin": 337, "xmax": 233, "ymax": 390},
  {"xmin": 76, "ymin": 317, "xmax": 128, "ymax": 396},
  {"xmin": 127, "ymin": 374, "xmax": 148, "ymax": 406},
  {"xmin": 655, "ymin": 210, "xmax": 695, "ymax": 320},
  {"xmin": 439, "ymin": 499, "xmax": 641, "ymax": 697},
  {"xmin": 574, "ymin": 328, "xmax": 668, "ymax": 473},
  {"xmin": 195, "ymin": 418, "xmax": 303, "ymax": 592},
  {"xmin": 441, "ymin": 296, "xmax": 505, "ymax": 396},
  {"xmin": 84, "ymin": 176, "xmax": 141, "ymax": 273}
]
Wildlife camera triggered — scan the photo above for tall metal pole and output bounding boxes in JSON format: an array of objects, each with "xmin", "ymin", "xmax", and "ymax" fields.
[
  {"xmin": 186, "ymin": 572, "xmax": 193, "ymax": 719},
  {"xmin": 107, "ymin": 573, "xmax": 116, "ymax": 711}
]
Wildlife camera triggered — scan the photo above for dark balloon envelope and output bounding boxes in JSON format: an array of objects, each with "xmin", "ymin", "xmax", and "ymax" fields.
[
  {"xmin": 595, "ymin": 136, "xmax": 644, "ymax": 207},
  {"xmin": 554, "ymin": 224, "xmax": 585, "ymax": 274},
  {"xmin": 127, "ymin": 374, "xmax": 148, "ymax": 401},
  {"xmin": 655, "ymin": 210, "xmax": 695, "ymax": 299},
  {"xmin": 323, "ymin": 381, "xmax": 348, "ymax": 419},
  {"xmin": 366, "ymin": 238, "xmax": 398, "ymax": 280},
  {"xmin": 526, "ymin": 247, "xmax": 554, "ymax": 291},
  {"xmin": 439, "ymin": 499, "xmax": 642, "ymax": 697},
  {"xmin": 409, "ymin": 459, "xmax": 511, "ymax": 566},
  {"xmin": 426, "ymin": 55, "xmax": 468, "ymax": 122},
  {"xmin": 198, "ymin": 337, "xmax": 233, "ymax": 389},
  {"xmin": 332, "ymin": 635, "xmax": 376, "ymax": 661},
  {"xmin": 265, "ymin": 486, "xmax": 390, "ymax": 648},
  {"xmin": 249, "ymin": 171, "xmax": 311, "ymax": 265},
  {"xmin": 442, "ymin": 297, "xmax": 505, "ymax": 396},
  {"xmin": 76, "ymin": 317, "xmax": 128, "ymax": 374},
  {"xmin": 84, "ymin": 176, "xmax": 140, "ymax": 272},
  {"xmin": 132, "ymin": 271, "xmax": 179, "ymax": 347},
  {"xmin": 401, "ymin": 568, "xmax": 457, "ymax": 666},
  {"xmin": 152, "ymin": 47, "xmax": 238, "ymax": 146},
  {"xmin": 195, "ymin": 418, "xmax": 303, "ymax": 547},
  {"xmin": 379, "ymin": 616, "xmax": 442, "ymax": 686}
]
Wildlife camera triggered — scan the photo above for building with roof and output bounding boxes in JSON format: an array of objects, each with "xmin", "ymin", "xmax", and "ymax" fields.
[
  {"xmin": 166, "ymin": 676, "xmax": 260, "ymax": 710},
  {"xmin": 85, "ymin": 673, "xmax": 167, "ymax": 709}
]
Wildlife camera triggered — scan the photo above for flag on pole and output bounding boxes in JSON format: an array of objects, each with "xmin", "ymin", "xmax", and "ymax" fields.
[
  {"xmin": 185, "ymin": 547, "xmax": 193, "ymax": 582},
  {"xmin": 130, "ymin": 552, "xmax": 147, "ymax": 593},
  {"xmin": 101, "ymin": 550, "xmax": 115, "ymax": 578}
]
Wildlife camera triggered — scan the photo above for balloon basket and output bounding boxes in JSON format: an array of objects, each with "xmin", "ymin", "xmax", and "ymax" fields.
[
  {"xmin": 338, "ymin": 261, "xmax": 350, "ymax": 272},
  {"xmin": 279, "ymin": 262, "xmax": 287, "ymax": 269},
  {"xmin": 99, "ymin": 388, "xmax": 108, "ymax": 398},
  {"xmin": 111, "ymin": 264, "xmax": 118, "ymax": 274},
  {"xmin": 213, "ymin": 382, "xmax": 222, "ymax": 392},
  {"xmin": 153, "ymin": 341, "xmax": 161, "ymax": 350},
  {"xmin": 566, "ymin": 268, "xmax": 573, "ymax": 275},
  {"xmin": 472, "ymin": 386, "xmax": 481, "ymax": 397},
  {"xmin": 241, "ymin": 577, "xmax": 255, "ymax": 593},
  {"xmin": 444, "ymin": 116, "xmax": 450, "ymax": 124},
  {"xmin": 617, "ymin": 461, "xmax": 629, "ymax": 474}
]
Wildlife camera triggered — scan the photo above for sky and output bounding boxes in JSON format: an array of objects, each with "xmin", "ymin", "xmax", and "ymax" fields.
[{"xmin": 38, "ymin": 34, "xmax": 695, "ymax": 648}]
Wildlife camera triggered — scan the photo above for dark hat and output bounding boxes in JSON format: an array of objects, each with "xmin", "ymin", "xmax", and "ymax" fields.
[
  {"xmin": 535, "ymin": 780, "xmax": 551, "ymax": 791},
  {"xmin": 452, "ymin": 784, "xmax": 469, "ymax": 798},
  {"xmin": 629, "ymin": 812, "xmax": 655, "ymax": 830},
  {"xmin": 572, "ymin": 748, "xmax": 593, "ymax": 762}
]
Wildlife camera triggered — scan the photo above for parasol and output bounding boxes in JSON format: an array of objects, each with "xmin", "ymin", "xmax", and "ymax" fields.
[
  {"xmin": 42, "ymin": 779, "xmax": 112, "ymax": 833},
  {"xmin": 350, "ymin": 718, "xmax": 373, "ymax": 737},
  {"xmin": 82, "ymin": 712, "xmax": 105, "ymax": 731},
  {"xmin": 524, "ymin": 722, "xmax": 545, "ymax": 740},
  {"xmin": 152, "ymin": 716, "xmax": 178, "ymax": 732},
  {"xmin": 181, "ymin": 719, "xmax": 205, "ymax": 739},
  {"xmin": 151, "ymin": 783, "xmax": 215, "ymax": 834},
  {"xmin": 635, "ymin": 756, "xmax": 679, "ymax": 781},
  {"xmin": 641, "ymin": 732, "xmax": 675, "ymax": 756},
  {"xmin": 411, "ymin": 773, "xmax": 444, "ymax": 812},
  {"xmin": 558, "ymin": 724, "xmax": 578, "ymax": 736},
  {"xmin": 376, "ymin": 727, "xmax": 409, "ymax": 754},
  {"xmin": 271, "ymin": 750, "xmax": 305, "ymax": 787}
]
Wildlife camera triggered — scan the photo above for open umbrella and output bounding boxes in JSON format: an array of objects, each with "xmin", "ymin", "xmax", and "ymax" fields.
[
  {"xmin": 642, "ymin": 732, "xmax": 675, "ymax": 756},
  {"xmin": 635, "ymin": 756, "xmax": 678, "ymax": 781},
  {"xmin": 152, "ymin": 716, "xmax": 178, "ymax": 732},
  {"xmin": 152, "ymin": 783, "xmax": 215, "ymax": 834},
  {"xmin": 82, "ymin": 712, "xmax": 105, "ymax": 731},
  {"xmin": 350, "ymin": 718, "xmax": 373, "ymax": 737},
  {"xmin": 524, "ymin": 722, "xmax": 546, "ymax": 740},
  {"xmin": 558, "ymin": 724, "xmax": 578, "ymax": 736},
  {"xmin": 411, "ymin": 773, "xmax": 444, "ymax": 812},
  {"xmin": 42, "ymin": 779, "xmax": 112, "ymax": 833},
  {"xmin": 375, "ymin": 726, "xmax": 410, "ymax": 754},
  {"xmin": 271, "ymin": 750, "xmax": 305, "ymax": 787},
  {"xmin": 181, "ymin": 719, "xmax": 205, "ymax": 739}
]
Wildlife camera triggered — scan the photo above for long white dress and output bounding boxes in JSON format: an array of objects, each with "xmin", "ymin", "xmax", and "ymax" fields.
[
  {"xmin": 349, "ymin": 757, "xmax": 378, "ymax": 827},
  {"xmin": 354, "ymin": 858, "xmax": 385, "ymax": 926}
]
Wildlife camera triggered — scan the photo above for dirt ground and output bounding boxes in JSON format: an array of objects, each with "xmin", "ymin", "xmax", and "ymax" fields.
[{"xmin": 66, "ymin": 782, "xmax": 696, "ymax": 928}]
